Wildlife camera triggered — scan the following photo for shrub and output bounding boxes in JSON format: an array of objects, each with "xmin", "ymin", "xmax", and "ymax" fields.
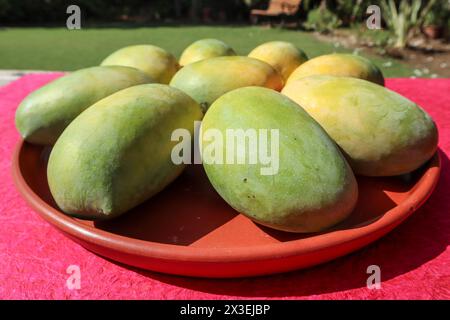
[
  {"xmin": 303, "ymin": 6, "xmax": 342, "ymax": 33},
  {"xmin": 380, "ymin": 0, "xmax": 437, "ymax": 48}
]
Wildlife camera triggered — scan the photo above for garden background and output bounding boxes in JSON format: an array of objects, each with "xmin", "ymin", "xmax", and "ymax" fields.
[{"xmin": 0, "ymin": 0, "xmax": 449, "ymax": 84}]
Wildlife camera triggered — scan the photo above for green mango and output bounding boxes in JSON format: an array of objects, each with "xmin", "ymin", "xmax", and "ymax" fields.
[
  {"xmin": 170, "ymin": 56, "xmax": 284, "ymax": 112},
  {"xmin": 201, "ymin": 87, "xmax": 358, "ymax": 233},
  {"xmin": 101, "ymin": 45, "xmax": 179, "ymax": 84},
  {"xmin": 287, "ymin": 53, "xmax": 384, "ymax": 86},
  {"xmin": 47, "ymin": 84, "xmax": 202, "ymax": 220},
  {"xmin": 282, "ymin": 76, "xmax": 438, "ymax": 176},
  {"xmin": 15, "ymin": 66, "xmax": 152, "ymax": 145},
  {"xmin": 179, "ymin": 38, "xmax": 236, "ymax": 66}
]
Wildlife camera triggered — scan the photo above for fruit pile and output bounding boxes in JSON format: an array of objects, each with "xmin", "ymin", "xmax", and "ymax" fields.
[{"xmin": 15, "ymin": 39, "xmax": 438, "ymax": 233}]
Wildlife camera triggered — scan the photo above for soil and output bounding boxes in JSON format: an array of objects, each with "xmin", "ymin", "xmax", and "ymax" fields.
[{"xmin": 314, "ymin": 29, "xmax": 450, "ymax": 78}]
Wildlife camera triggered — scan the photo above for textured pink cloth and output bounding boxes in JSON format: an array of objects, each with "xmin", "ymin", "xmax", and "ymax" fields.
[{"xmin": 0, "ymin": 74, "xmax": 449, "ymax": 300}]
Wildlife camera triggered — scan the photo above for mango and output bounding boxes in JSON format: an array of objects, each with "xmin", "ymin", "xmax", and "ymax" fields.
[
  {"xmin": 282, "ymin": 76, "xmax": 438, "ymax": 176},
  {"xmin": 170, "ymin": 56, "xmax": 283, "ymax": 112},
  {"xmin": 286, "ymin": 53, "xmax": 384, "ymax": 86},
  {"xmin": 15, "ymin": 66, "xmax": 152, "ymax": 145},
  {"xmin": 179, "ymin": 39, "xmax": 236, "ymax": 66},
  {"xmin": 248, "ymin": 41, "xmax": 308, "ymax": 81},
  {"xmin": 201, "ymin": 87, "xmax": 358, "ymax": 233},
  {"xmin": 101, "ymin": 45, "xmax": 179, "ymax": 84},
  {"xmin": 47, "ymin": 84, "xmax": 203, "ymax": 220}
]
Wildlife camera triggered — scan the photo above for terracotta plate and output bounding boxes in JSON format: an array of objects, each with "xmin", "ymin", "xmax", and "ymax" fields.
[{"xmin": 12, "ymin": 140, "xmax": 441, "ymax": 278}]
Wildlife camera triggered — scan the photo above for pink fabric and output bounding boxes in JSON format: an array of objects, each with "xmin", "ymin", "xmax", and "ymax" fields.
[{"xmin": 0, "ymin": 74, "xmax": 449, "ymax": 300}]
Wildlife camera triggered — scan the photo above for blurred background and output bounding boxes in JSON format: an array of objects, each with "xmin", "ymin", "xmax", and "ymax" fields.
[{"xmin": 0, "ymin": 0, "xmax": 449, "ymax": 85}]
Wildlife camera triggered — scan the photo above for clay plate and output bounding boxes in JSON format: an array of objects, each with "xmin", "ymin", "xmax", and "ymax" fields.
[{"xmin": 12, "ymin": 140, "xmax": 441, "ymax": 278}]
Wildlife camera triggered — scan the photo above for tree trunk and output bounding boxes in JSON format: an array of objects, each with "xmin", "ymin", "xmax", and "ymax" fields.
[
  {"xmin": 174, "ymin": 0, "xmax": 182, "ymax": 18},
  {"xmin": 190, "ymin": 0, "xmax": 201, "ymax": 22}
]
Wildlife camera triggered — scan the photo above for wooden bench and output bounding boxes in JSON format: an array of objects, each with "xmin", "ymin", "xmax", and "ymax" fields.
[{"xmin": 250, "ymin": 0, "xmax": 302, "ymax": 25}]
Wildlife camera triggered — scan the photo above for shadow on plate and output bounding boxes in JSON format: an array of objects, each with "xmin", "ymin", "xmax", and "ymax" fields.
[
  {"xmin": 94, "ymin": 165, "xmax": 238, "ymax": 245},
  {"xmin": 24, "ymin": 143, "xmax": 448, "ymax": 297},
  {"xmin": 108, "ymin": 150, "xmax": 448, "ymax": 298}
]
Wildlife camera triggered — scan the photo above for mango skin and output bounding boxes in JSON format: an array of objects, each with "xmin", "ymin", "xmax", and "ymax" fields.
[
  {"xmin": 101, "ymin": 45, "xmax": 179, "ymax": 84},
  {"xmin": 179, "ymin": 39, "xmax": 236, "ymax": 66},
  {"xmin": 201, "ymin": 87, "xmax": 358, "ymax": 233},
  {"xmin": 47, "ymin": 84, "xmax": 203, "ymax": 220},
  {"xmin": 286, "ymin": 53, "xmax": 384, "ymax": 86},
  {"xmin": 282, "ymin": 76, "xmax": 438, "ymax": 176},
  {"xmin": 248, "ymin": 41, "xmax": 308, "ymax": 81},
  {"xmin": 170, "ymin": 56, "xmax": 284, "ymax": 112},
  {"xmin": 15, "ymin": 66, "xmax": 152, "ymax": 145}
]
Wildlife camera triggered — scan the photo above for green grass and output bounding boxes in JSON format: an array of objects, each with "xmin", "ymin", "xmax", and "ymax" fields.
[{"xmin": 0, "ymin": 26, "xmax": 413, "ymax": 77}]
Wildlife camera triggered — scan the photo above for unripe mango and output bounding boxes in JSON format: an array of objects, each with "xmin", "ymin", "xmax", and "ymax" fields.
[
  {"xmin": 15, "ymin": 66, "xmax": 152, "ymax": 145},
  {"xmin": 201, "ymin": 87, "xmax": 358, "ymax": 233},
  {"xmin": 248, "ymin": 41, "xmax": 308, "ymax": 81},
  {"xmin": 282, "ymin": 76, "xmax": 438, "ymax": 176},
  {"xmin": 101, "ymin": 45, "xmax": 179, "ymax": 84},
  {"xmin": 286, "ymin": 53, "xmax": 384, "ymax": 86},
  {"xmin": 170, "ymin": 56, "xmax": 283, "ymax": 112},
  {"xmin": 179, "ymin": 39, "xmax": 236, "ymax": 66},
  {"xmin": 47, "ymin": 84, "xmax": 203, "ymax": 220}
]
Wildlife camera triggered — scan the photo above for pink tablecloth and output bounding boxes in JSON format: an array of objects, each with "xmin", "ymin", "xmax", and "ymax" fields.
[{"xmin": 0, "ymin": 74, "xmax": 449, "ymax": 300}]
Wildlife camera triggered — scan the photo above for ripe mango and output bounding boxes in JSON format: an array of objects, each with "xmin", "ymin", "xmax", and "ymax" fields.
[
  {"xmin": 201, "ymin": 87, "xmax": 358, "ymax": 233},
  {"xmin": 179, "ymin": 38, "xmax": 236, "ymax": 66},
  {"xmin": 286, "ymin": 53, "xmax": 384, "ymax": 86},
  {"xmin": 282, "ymin": 76, "xmax": 438, "ymax": 176},
  {"xmin": 15, "ymin": 66, "xmax": 152, "ymax": 145},
  {"xmin": 101, "ymin": 45, "xmax": 179, "ymax": 84},
  {"xmin": 170, "ymin": 56, "xmax": 283, "ymax": 112},
  {"xmin": 248, "ymin": 41, "xmax": 308, "ymax": 81},
  {"xmin": 47, "ymin": 84, "xmax": 203, "ymax": 220}
]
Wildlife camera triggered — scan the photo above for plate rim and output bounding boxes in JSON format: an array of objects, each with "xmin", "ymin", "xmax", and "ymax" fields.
[{"xmin": 12, "ymin": 139, "xmax": 441, "ymax": 264}]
